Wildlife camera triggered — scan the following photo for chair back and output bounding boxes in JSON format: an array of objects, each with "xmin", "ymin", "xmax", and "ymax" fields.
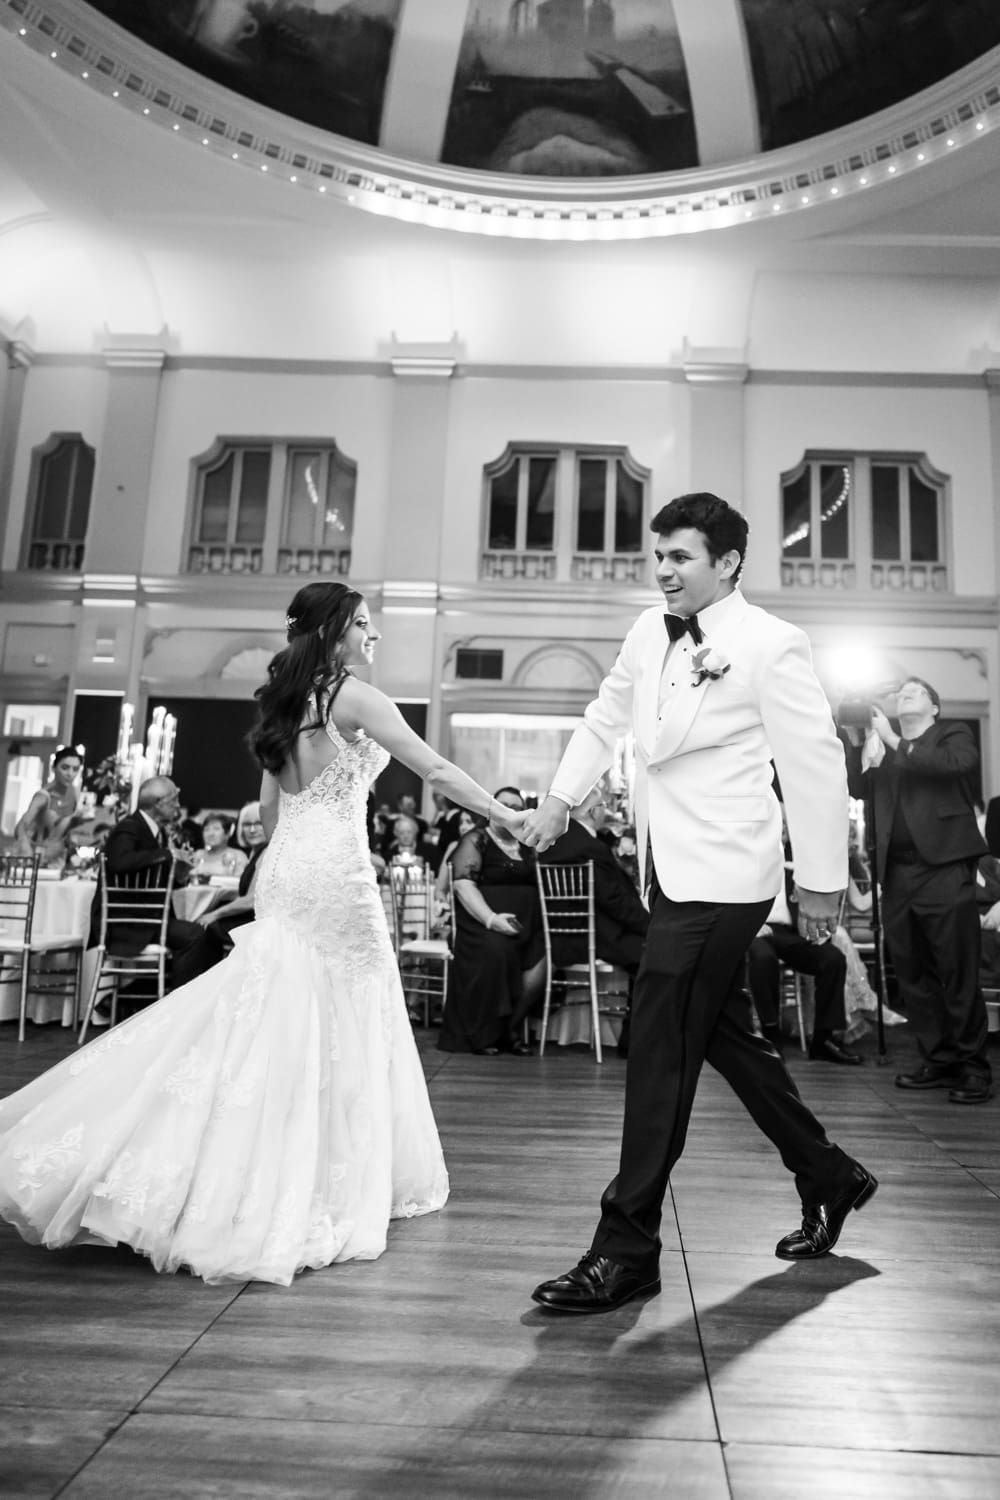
[
  {"xmin": 387, "ymin": 864, "xmax": 435, "ymax": 944},
  {"xmin": 0, "ymin": 853, "xmax": 41, "ymax": 944},
  {"xmin": 96, "ymin": 853, "xmax": 178, "ymax": 952},
  {"xmin": 535, "ymin": 860, "xmax": 597, "ymax": 968}
]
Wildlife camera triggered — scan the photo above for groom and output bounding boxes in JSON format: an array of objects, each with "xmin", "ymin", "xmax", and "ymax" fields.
[{"xmin": 521, "ymin": 493, "xmax": 877, "ymax": 1313}]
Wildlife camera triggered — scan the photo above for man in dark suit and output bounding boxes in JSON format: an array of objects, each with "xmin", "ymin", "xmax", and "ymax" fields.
[
  {"xmin": 90, "ymin": 776, "xmax": 218, "ymax": 995},
  {"xmin": 538, "ymin": 787, "xmax": 649, "ymax": 1059},
  {"xmin": 847, "ymin": 677, "xmax": 992, "ymax": 1104},
  {"xmin": 538, "ymin": 786, "xmax": 648, "ymax": 975},
  {"xmin": 747, "ymin": 853, "xmax": 860, "ymax": 1065}
]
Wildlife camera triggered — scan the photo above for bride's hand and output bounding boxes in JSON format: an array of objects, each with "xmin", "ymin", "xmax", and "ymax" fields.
[{"xmin": 494, "ymin": 807, "xmax": 530, "ymax": 841}]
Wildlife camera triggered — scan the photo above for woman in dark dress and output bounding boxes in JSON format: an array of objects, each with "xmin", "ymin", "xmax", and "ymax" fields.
[{"xmin": 438, "ymin": 787, "xmax": 545, "ymax": 1055}]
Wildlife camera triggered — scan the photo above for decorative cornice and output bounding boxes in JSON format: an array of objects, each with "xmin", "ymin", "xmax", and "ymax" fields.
[
  {"xmin": 4, "ymin": 0, "xmax": 1000, "ymax": 242},
  {"xmin": 102, "ymin": 348, "xmax": 167, "ymax": 372},
  {"xmin": 390, "ymin": 356, "xmax": 456, "ymax": 380},
  {"xmin": 683, "ymin": 362, "xmax": 750, "ymax": 387}
]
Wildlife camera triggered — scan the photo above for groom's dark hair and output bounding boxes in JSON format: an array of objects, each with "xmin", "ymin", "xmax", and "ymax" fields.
[{"xmin": 651, "ymin": 492, "xmax": 749, "ymax": 581}]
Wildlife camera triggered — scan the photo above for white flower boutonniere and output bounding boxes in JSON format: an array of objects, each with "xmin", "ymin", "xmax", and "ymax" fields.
[{"xmin": 691, "ymin": 646, "xmax": 731, "ymax": 688}]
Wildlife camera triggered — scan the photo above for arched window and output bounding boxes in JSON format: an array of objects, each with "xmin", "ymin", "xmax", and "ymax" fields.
[
  {"xmin": 186, "ymin": 440, "xmax": 356, "ymax": 575},
  {"xmin": 482, "ymin": 443, "xmax": 649, "ymax": 583},
  {"xmin": 780, "ymin": 452, "xmax": 948, "ymax": 592},
  {"xmin": 22, "ymin": 433, "xmax": 94, "ymax": 571}
]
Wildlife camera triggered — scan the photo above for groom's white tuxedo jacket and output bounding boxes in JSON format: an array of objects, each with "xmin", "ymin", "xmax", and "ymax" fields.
[{"xmin": 550, "ymin": 588, "xmax": 848, "ymax": 904}]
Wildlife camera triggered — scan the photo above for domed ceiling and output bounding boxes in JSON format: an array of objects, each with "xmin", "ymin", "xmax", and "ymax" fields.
[
  {"xmin": 5, "ymin": 0, "xmax": 1000, "ymax": 241},
  {"xmin": 82, "ymin": 0, "xmax": 1000, "ymax": 176}
]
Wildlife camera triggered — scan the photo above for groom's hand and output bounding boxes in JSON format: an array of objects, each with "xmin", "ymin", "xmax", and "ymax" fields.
[
  {"xmin": 795, "ymin": 886, "xmax": 844, "ymax": 944},
  {"xmin": 520, "ymin": 795, "xmax": 570, "ymax": 852}
]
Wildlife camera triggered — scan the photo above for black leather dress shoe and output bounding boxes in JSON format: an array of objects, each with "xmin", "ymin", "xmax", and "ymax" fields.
[
  {"xmin": 948, "ymin": 1073, "xmax": 994, "ymax": 1105},
  {"xmin": 775, "ymin": 1161, "xmax": 878, "ymax": 1261},
  {"xmin": 895, "ymin": 1064, "xmax": 961, "ymax": 1089},
  {"xmin": 808, "ymin": 1036, "xmax": 862, "ymax": 1066},
  {"xmin": 531, "ymin": 1252, "xmax": 661, "ymax": 1314}
]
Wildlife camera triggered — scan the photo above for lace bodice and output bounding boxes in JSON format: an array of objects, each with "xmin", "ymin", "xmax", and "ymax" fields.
[{"xmin": 254, "ymin": 714, "xmax": 391, "ymax": 971}]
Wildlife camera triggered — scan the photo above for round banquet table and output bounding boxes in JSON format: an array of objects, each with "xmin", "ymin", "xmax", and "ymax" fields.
[
  {"xmin": 0, "ymin": 875, "xmax": 240, "ymax": 1027},
  {"xmin": 0, "ymin": 874, "xmax": 97, "ymax": 1026}
]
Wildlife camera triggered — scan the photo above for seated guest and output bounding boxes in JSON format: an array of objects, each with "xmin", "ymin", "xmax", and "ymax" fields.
[
  {"xmin": 975, "ymin": 850, "xmax": 1000, "ymax": 987},
  {"xmin": 191, "ymin": 813, "xmax": 247, "ymax": 880},
  {"xmin": 610, "ymin": 827, "xmax": 641, "ymax": 892},
  {"xmin": 438, "ymin": 786, "xmax": 545, "ymax": 1056},
  {"xmin": 385, "ymin": 814, "xmax": 438, "ymax": 871},
  {"xmin": 90, "ymin": 776, "xmax": 219, "ymax": 998},
  {"xmin": 746, "ymin": 827, "xmax": 862, "ymax": 1065},
  {"xmin": 427, "ymin": 793, "xmax": 464, "ymax": 865},
  {"xmin": 537, "ymin": 786, "xmax": 649, "ymax": 976},
  {"xmin": 382, "ymin": 792, "xmax": 428, "ymax": 852},
  {"xmin": 434, "ymin": 809, "xmax": 480, "ymax": 902},
  {"xmin": 539, "ymin": 787, "xmax": 649, "ymax": 1058},
  {"xmin": 195, "ymin": 800, "xmax": 271, "ymax": 964}
]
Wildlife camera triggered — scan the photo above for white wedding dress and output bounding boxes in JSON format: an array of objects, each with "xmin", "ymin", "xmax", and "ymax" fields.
[{"xmin": 0, "ymin": 719, "xmax": 449, "ymax": 1285}]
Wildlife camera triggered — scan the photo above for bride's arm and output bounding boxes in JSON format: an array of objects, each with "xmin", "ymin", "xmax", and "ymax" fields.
[
  {"xmin": 259, "ymin": 771, "xmax": 280, "ymax": 840},
  {"xmin": 334, "ymin": 678, "xmax": 522, "ymax": 833}
]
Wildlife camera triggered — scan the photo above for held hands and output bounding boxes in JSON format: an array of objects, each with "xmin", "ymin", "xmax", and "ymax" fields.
[
  {"xmin": 519, "ymin": 795, "xmax": 570, "ymax": 852},
  {"xmin": 494, "ymin": 807, "xmax": 532, "ymax": 842},
  {"xmin": 795, "ymin": 886, "xmax": 845, "ymax": 945}
]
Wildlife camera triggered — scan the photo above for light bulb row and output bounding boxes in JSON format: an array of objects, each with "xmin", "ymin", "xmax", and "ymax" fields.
[{"xmin": 14, "ymin": 19, "xmax": 1000, "ymax": 239}]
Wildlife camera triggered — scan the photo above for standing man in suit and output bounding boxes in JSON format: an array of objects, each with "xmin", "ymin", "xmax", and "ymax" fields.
[
  {"xmin": 91, "ymin": 776, "xmax": 218, "ymax": 993},
  {"xmin": 522, "ymin": 492, "xmax": 875, "ymax": 1314},
  {"xmin": 847, "ymin": 679, "xmax": 992, "ymax": 1104}
]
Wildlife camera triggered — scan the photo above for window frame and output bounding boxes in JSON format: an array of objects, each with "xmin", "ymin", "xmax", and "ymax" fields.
[
  {"xmin": 185, "ymin": 438, "xmax": 357, "ymax": 577},
  {"xmin": 20, "ymin": 431, "xmax": 95, "ymax": 573},
  {"xmin": 780, "ymin": 450, "xmax": 950, "ymax": 593},
  {"xmin": 481, "ymin": 442, "xmax": 650, "ymax": 584}
]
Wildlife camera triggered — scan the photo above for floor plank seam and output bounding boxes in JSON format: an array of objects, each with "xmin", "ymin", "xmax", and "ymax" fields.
[
  {"xmin": 668, "ymin": 1180, "xmax": 735, "ymax": 1500},
  {"xmin": 49, "ymin": 1411, "xmax": 133, "ymax": 1500}
]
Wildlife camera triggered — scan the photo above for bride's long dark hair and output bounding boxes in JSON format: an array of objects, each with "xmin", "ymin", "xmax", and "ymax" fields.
[{"xmin": 249, "ymin": 582, "xmax": 364, "ymax": 773}]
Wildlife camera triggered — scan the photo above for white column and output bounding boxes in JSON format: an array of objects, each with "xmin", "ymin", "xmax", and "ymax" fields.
[
  {"xmin": 86, "ymin": 345, "xmax": 166, "ymax": 577},
  {"xmin": 683, "ymin": 354, "xmax": 749, "ymax": 509},
  {"xmin": 0, "ymin": 339, "xmax": 34, "ymax": 569}
]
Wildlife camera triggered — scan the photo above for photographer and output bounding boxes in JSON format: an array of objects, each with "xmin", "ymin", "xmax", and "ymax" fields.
[{"xmin": 843, "ymin": 678, "xmax": 992, "ymax": 1104}]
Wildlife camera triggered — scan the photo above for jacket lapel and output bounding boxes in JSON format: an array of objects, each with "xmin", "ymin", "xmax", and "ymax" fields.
[{"xmin": 650, "ymin": 593, "xmax": 747, "ymax": 764}]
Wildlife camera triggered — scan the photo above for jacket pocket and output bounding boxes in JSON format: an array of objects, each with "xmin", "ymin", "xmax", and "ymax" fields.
[{"xmin": 696, "ymin": 796, "xmax": 769, "ymax": 823}]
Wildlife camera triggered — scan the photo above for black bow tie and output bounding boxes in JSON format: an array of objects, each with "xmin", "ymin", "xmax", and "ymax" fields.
[{"xmin": 664, "ymin": 612, "xmax": 703, "ymax": 646}]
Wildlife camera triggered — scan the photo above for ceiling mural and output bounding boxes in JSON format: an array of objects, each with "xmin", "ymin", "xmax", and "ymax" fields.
[
  {"xmin": 83, "ymin": 0, "xmax": 403, "ymax": 146},
  {"xmin": 440, "ymin": 0, "xmax": 695, "ymax": 176},
  {"xmin": 740, "ymin": 0, "xmax": 1000, "ymax": 152}
]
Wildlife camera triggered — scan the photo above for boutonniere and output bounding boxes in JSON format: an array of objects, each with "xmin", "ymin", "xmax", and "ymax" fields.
[{"xmin": 691, "ymin": 646, "xmax": 730, "ymax": 687}]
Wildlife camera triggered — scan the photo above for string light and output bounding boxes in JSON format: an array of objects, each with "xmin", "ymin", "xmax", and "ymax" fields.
[{"xmin": 782, "ymin": 467, "xmax": 851, "ymax": 549}]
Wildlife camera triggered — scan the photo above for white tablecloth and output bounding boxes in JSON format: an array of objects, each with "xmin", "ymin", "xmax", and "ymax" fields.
[
  {"xmin": 0, "ymin": 876, "xmax": 97, "ymax": 1026},
  {"xmin": 173, "ymin": 880, "xmax": 238, "ymax": 923}
]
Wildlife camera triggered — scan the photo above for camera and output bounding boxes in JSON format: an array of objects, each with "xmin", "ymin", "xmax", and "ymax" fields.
[{"xmin": 836, "ymin": 697, "xmax": 873, "ymax": 731}]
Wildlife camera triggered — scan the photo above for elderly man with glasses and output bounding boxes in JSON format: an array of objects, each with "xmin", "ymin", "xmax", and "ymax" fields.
[{"xmin": 87, "ymin": 775, "xmax": 218, "ymax": 1009}]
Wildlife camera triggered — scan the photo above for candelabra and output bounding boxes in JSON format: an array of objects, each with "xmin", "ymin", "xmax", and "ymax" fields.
[{"xmin": 114, "ymin": 701, "xmax": 178, "ymax": 811}]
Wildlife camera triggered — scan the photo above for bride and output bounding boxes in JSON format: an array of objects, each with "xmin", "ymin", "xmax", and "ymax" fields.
[{"xmin": 0, "ymin": 582, "xmax": 525, "ymax": 1285}]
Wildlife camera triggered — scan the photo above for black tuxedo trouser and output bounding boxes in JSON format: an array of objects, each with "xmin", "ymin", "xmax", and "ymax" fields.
[
  {"xmin": 590, "ymin": 889, "xmax": 854, "ymax": 1270},
  {"xmin": 881, "ymin": 859, "xmax": 991, "ymax": 1077}
]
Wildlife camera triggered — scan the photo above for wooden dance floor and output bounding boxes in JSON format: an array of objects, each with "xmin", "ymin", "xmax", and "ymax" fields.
[{"xmin": 2, "ymin": 1023, "xmax": 999, "ymax": 1499}]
